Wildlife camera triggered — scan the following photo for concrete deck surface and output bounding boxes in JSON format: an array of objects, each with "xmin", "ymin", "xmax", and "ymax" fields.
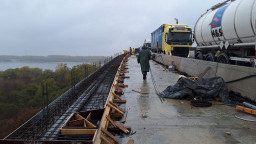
[{"xmin": 120, "ymin": 55, "xmax": 256, "ymax": 144}]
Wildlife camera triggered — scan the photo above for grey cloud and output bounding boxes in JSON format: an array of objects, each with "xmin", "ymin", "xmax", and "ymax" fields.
[{"xmin": 0, "ymin": 0, "xmax": 224, "ymax": 56}]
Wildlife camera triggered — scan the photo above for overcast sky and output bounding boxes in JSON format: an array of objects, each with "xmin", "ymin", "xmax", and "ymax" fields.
[{"xmin": 0, "ymin": 0, "xmax": 224, "ymax": 56}]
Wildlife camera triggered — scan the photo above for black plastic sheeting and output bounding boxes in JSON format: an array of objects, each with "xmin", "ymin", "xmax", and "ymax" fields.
[{"xmin": 160, "ymin": 77, "xmax": 230, "ymax": 104}]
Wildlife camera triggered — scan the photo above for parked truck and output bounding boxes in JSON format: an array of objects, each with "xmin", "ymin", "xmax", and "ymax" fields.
[
  {"xmin": 194, "ymin": 0, "xmax": 256, "ymax": 67},
  {"xmin": 151, "ymin": 24, "xmax": 193, "ymax": 57}
]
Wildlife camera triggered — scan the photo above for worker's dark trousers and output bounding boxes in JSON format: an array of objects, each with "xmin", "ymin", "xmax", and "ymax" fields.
[{"xmin": 142, "ymin": 71, "xmax": 147, "ymax": 80}]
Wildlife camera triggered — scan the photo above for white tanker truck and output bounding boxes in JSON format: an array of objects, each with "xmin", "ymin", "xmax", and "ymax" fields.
[{"xmin": 194, "ymin": 0, "xmax": 256, "ymax": 67}]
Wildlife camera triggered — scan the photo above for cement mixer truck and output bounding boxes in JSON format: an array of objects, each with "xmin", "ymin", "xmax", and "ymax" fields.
[{"xmin": 194, "ymin": 0, "xmax": 256, "ymax": 67}]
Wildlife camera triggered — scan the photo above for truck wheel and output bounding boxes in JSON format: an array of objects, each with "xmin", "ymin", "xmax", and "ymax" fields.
[
  {"xmin": 195, "ymin": 52, "xmax": 203, "ymax": 60},
  {"xmin": 217, "ymin": 52, "xmax": 230, "ymax": 64},
  {"xmin": 205, "ymin": 53, "xmax": 215, "ymax": 62}
]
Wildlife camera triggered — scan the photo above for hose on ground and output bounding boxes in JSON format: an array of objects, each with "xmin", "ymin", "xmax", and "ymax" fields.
[
  {"xmin": 149, "ymin": 64, "xmax": 165, "ymax": 103},
  {"xmin": 225, "ymin": 74, "xmax": 256, "ymax": 84}
]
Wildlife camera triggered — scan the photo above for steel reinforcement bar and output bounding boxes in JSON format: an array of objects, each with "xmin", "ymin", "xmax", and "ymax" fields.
[{"xmin": 3, "ymin": 54, "xmax": 125, "ymax": 141}]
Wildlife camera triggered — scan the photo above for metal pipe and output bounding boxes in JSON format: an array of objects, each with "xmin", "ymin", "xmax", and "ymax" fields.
[{"xmin": 243, "ymin": 102, "xmax": 256, "ymax": 110}]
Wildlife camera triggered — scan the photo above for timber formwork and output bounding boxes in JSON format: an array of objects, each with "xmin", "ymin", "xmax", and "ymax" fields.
[
  {"xmin": 94, "ymin": 54, "xmax": 131, "ymax": 144},
  {"xmin": 2, "ymin": 54, "xmax": 125, "ymax": 143}
]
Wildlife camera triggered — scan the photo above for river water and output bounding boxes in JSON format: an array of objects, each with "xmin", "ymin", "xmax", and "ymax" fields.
[{"xmin": 0, "ymin": 61, "xmax": 88, "ymax": 71}]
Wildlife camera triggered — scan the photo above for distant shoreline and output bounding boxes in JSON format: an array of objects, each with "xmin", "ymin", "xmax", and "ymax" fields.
[
  {"xmin": 0, "ymin": 55, "xmax": 106, "ymax": 62},
  {"xmin": 0, "ymin": 61, "xmax": 89, "ymax": 71}
]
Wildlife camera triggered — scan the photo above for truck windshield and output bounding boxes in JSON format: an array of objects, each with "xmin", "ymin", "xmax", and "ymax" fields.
[{"xmin": 168, "ymin": 32, "xmax": 192, "ymax": 45}]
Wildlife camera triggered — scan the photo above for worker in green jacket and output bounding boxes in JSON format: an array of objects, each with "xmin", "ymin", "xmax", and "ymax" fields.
[{"xmin": 137, "ymin": 45, "xmax": 151, "ymax": 80}]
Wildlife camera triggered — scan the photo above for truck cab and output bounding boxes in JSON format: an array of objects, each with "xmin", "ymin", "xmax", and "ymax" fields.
[
  {"xmin": 151, "ymin": 24, "xmax": 193, "ymax": 57},
  {"xmin": 163, "ymin": 24, "xmax": 193, "ymax": 57}
]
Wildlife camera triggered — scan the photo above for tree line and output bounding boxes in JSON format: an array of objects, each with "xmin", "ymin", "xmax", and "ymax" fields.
[{"xmin": 0, "ymin": 63, "xmax": 97, "ymax": 138}]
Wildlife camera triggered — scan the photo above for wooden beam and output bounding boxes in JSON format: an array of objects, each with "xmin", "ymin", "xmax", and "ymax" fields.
[
  {"xmin": 85, "ymin": 119, "xmax": 96, "ymax": 128},
  {"xmin": 68, "ymin": 119, "xmax": 84, "ymax": 127},
  {"xmin": 112, "ymin": 92, "xmax": 122, "ymax": 100},
  {"xmin": 101, "ymin": 128, "xmax": 119, "ymax": 144},
  {"xmin": 107, "ymin": 103, "xmax": 124, "ymax": 115},
  {"xmin": 86, "ymin": 112, "xmax": 92, "ymax": 120},
  {"xmin": 120, "ymin": 76, "xmax": 130, "ymax": 79},
  {"xmin": 100, "ymin": 134, "xmax": 114, "ymax": 144},
  {"xmin": 60, "ymin": 128, "xmax": 97, "ymax": 135},
  {"xmin": 108, "ymin": 126, "xmax": 131, "ymax": 132},
  {"xmin": 110, "ymin": 113, "xmax": 123, "ymax": 118},
  {"xmin": 132, "ymin": 89, "xmax": 147, "ymax": 94},
  {"xmin": 114, "ymin": 85, "xmax": 124, "ymax": 94},
  {"xmin": 106, "ymin": 115, "xmax": 117, "ymax": 128},
  {"xmin": 127, "ymin": 139, "xmax": 134, "ymax": 144},
  {"xmin": 109, "ymin": 101, "xmax": 125, "ymax": 112},
  {"xmin": 113, "ymin": 99, "xmax": 126, "ymax": 104},
  {"xmin": 93, "ymin": 55, "xmax": 130, "ymax": 144},
  {"xmin": 118, "ymin": 84, "xmax": 128, "ymax": 88},
  {"xmin": 111, "ymin": 108, "xmax": 116, "ymax": 114},
  {"xmin": 75, "ymin": 113, "xmax": 85, "ymax": 120},
  {"xmin": 117, "ymin": 79, "xmax": 124, "ymax": 83},
  {"xmin": 236, "ymin": 105, "xmax": 256, "ymax": 115},
  {"xmin": 83, "ymin": 120, "xmax": 87, "ymax": 127},
  {"xmin": 115, "ymin": 121, "xmax": 130, "ymax": 133}
]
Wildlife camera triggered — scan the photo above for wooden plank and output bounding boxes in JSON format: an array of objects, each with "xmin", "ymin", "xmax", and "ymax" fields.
[
  {"xmin": 86, "ymin": 112, "xmax": 92, "ymax": 120},
  {"xmin": 101, "ymin": 128, "xmax": 119, "ymax": 144},
  {"xmin": 113, "ymin": 99, "xmax": 126, "ymax": 104},
  {"xmin": 83, "ymin": 120, "xmax": 87, "ymax": 127},
  {"xmin": 100, "ymin": 134, "xmax": 113, "ymax": 144},
  {"xmin": 109, "ymin": 101, "xmax": 125, "ymax": 112},
  {"xmin": 108, "ymin": 103, "xmax": 124, "ymax": 115},
  {"xmin": 111, "ymin": 108, "xmax": 116, "ymax": 114},
  {"xmin": 236, "ymin": 105, "xmax": 256, "ymax": 116},
  {"xmin": 62, "ymin": 113, "xmax": 74, "ymax": 127},
  {"xmin": 114, "ymin": 85, "xmax": 124, "ymax": 95},
  {"xmin": 127, "ymin": 139, "xmax": 134, "ymax": 144},
  {"xmin": 118, "ymin": 84, "xmax": 128, "ymax": 88},
  {"xmin": 108, "ymin": 126, "xmax": 131, "ymax": 132},
  {"xmin": 132, "ymin": 89, "xmax": 147, "ymax": 94},
  {"xmin": 112, "ymin": 92, "xmax": 122, "ymax": 100},
  {"xmin": 75, "ymin": 113, "xmax": 85, "ymax": 120},
  {"xmin": 60, "ymin": 128, "xmax": 97, "ymax": 135},
  {"xmin": 68, "ymin": 119, "xmax": 84, "ymax": 127},
  {"xmin": 115, "ymin": 121, "xmax": 130, "ymax": 133},
  {"xmin": 120, "ymin": 76, "xmax": 130, "ymax": 79},
  {"xmin": 118, "ymin": 79, "xmax": 124, "ymax": 83},
  {"xmin": 110, "ymin": 113, "xmax": 123, "ymax": 118},
  {"xmin": 85, "ymin": 119, "xmax": 96, "ymax": 128},
  {"xmin": 94, "ymin": 55, "xmax": 129, "ymax": 144},
  {"xmin": 106, "ymin": 115, "xmax": 117, "ymax": 128}
]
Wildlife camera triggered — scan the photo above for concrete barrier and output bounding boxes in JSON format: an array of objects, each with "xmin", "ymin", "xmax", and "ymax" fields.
[
  {"xmin": 154, "ymin": 53, "xmax": 256, "ymax": 102},
  {"xmin": 179, "ymin": 58, "xmax": 217, "ymax": 78},
  {"xmin": 216, "ymin": 63, "xmax": 256, "ymax": 101}
]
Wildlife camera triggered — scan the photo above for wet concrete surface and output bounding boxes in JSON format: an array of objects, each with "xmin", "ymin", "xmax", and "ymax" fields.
[{"xmin": 120, "ymin": 55, "xmax": 256, "ymax": 144}]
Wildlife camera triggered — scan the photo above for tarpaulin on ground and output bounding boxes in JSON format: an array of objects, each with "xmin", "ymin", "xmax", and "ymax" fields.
[{"xmin": 160, "ymin": 77, "xmax": 230, "ymax": 104}]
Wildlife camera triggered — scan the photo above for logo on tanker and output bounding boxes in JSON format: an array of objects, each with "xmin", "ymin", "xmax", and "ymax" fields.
[{"xmin": 210, "ymin": 4, "xmax": 229, "ymax": 38}]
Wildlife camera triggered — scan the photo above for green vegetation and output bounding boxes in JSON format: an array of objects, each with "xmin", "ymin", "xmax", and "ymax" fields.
[{"xmin": 0, "ymin": 63, "xmax": 97, "ymax": 138}]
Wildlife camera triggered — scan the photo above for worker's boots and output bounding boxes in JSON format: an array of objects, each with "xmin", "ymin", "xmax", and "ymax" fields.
[{"xmin": 143, "ymin": 74, "xmax": 147, "ymax": 80}]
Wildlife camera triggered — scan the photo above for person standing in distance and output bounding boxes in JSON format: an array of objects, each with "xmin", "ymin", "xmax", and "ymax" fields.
[{"xmin": 137, "ymin": 45, "xmax": 151, "ymax": 80}]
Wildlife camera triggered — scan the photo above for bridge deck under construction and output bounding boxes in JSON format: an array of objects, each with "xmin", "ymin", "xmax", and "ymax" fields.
[
  {"xmin": 2, "ymin": 54, "xmax": 256, "ymax": 144},
  {"xmin": 119, "ymin": 55, "xmax": 256, "ymax": 144}
]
